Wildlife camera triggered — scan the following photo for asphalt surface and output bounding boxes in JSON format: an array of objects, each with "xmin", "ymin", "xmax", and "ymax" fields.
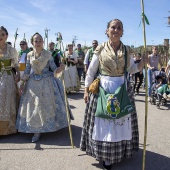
[{"xmin": 0, "ymin": 83, "xmax": 170, "ymax": 170}]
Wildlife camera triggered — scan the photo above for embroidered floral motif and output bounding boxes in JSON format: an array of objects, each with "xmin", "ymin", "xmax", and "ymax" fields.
[
  {"xmin": 16, "ymin": 52, "xmax": 72, "ymax": 133},
  {"xmin": 30, "ymin": 50, "xmax": 51, "ymax": 75},
  {"xmin": 0, "ymin": 44, "xmax": 18, "ymax": 135}
]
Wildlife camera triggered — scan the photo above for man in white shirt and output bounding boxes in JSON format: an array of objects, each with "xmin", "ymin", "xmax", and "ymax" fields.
[{"xmin": 84, "ymin": 40, "xmax": 98, "ymax": 73}]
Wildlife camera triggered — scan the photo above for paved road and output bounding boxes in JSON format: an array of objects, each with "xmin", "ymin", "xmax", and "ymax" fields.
[{"xmin": 0, "ymin": 83, "xmax": 170, "ymax": 170}]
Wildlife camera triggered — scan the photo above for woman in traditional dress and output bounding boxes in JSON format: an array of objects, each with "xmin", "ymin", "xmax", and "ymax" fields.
[
  {"xmin": 80, "ymin": 19, "xmax": 146, "ymax": 169},
  {"xmin": 63, "ymin": 44, "xmax": 80, "ymax": 93},
  {"xmin": 0, "ymin": 26, "xmax": 20, "ymax": 135},
  {"xmin": 16, "ymin": 33, "xmax": 73, "ymax": 143}
]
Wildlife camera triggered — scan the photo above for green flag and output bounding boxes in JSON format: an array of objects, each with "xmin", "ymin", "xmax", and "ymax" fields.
[
  {"xmin": 139, "ymin": 13, "xmax": 150, "ymax": 28},
  {"xmin": 142, "ymin": 12, "xmax": 150, "ymax": 25}
]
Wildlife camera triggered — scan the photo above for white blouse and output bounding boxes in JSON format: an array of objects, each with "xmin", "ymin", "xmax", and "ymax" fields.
[
  {"xmin": 85, "ymin": 54, "xmax": 139, "ymax": 88},
  {"xmin": 65, "ymin": 51, "xmax": 78, "ymax": 62}
]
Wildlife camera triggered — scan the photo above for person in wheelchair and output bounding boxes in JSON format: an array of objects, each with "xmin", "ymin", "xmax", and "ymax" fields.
[{"xmin": 151, "ymin": 75, "xmax": 170, "ymax": 108}]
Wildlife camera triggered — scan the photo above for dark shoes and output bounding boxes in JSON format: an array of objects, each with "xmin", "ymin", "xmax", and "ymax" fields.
[{"xmin": 103, "ymin": 162, "xmax": 112, "ymax": 170}]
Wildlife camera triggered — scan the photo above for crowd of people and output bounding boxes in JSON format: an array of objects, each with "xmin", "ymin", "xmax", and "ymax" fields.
[
  {"xmin": 131, "ymin": 46, "xmax": 170, "ymax": 101},
  {"xmin": 0, "ymin": 19, "xmax": 170, "ymax": 169}
]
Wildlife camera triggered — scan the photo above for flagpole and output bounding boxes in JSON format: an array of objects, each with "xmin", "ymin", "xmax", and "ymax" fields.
[
  {"xmin": 62, "ymin": 46, "xmax": 74, "ymax": 148},
  {"xmin": 57, "ymin": 32, "xmax": 74, "ymax": 148},
  {"xmin": 61, "ymin": 72, "xmax": 74, "ymax": 148},
  {"xmin": 140, "ymin": 0, "xmax": 149, "ymax": 170}
]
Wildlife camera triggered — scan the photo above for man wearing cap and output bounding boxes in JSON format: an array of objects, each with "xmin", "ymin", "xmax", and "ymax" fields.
[{"xmin": 75, "ymin": 44, "xmax": 85, "ymax": 81}]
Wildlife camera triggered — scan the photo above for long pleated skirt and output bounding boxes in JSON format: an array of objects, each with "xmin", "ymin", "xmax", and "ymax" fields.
[{"xmin": 80, "ymin": 82, "xmax": 139, "ymax": 164}]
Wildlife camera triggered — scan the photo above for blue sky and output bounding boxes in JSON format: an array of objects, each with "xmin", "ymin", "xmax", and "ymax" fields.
[{"xmin": 0, "ymin": 0, "xmax": 170, "ymax": 50}]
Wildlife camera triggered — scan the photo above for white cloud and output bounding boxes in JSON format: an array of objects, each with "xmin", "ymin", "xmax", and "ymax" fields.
[
  {"xmin": 0, "ymin": 2, "xmax": 44, "ymax": 27},
  {"xmin": 29, "ymin": 0, "xmax": 73, "ymax": 16},
  {"xmin": 19, "ymin": 12, "xmax": 43, "ymax": 26},
  {"xmin": 0, "ymin": 2, "xmax": 46, "ymax": 49},
  {"xmin": 0, "ymin": 15, "xmax": 13, "ymax": 20},
  {"xmin": 29, "ymin": 0, "xmax": 59, "ymax": 12}
]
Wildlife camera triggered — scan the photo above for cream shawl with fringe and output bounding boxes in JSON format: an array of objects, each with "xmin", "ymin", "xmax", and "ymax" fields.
[{"xmin": 94, "ymin": 41, "xmax": 131, "ymax": 76}]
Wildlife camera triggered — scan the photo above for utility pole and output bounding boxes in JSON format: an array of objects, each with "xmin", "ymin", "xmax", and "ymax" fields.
[
  {"xmin": 23, "ymin": 33, "xmax": 26, "ymax": 41},
  {"xmin": 151, "ymin": 40, "xmax": 154, "ymax": 45},
  {"xmin": 84, "ymin": 39, "xmax": 86, "ymax": 46},
  {"xmin": 44, "ymin": 28, "xmax": 50, "ymax": 50},
  {"xmin": 164, "ymin": 11, "xmax": 170, "ymax": 27},
  {"xmin": 168, "ymin": 11, "xmax": 170, "ymax": 26},
  {"xmin": 72, "ymin": 35, "xmax": 78, "ymax": 47},
  {"xmin": 164, "ymin": 11, "xmax": 170, "ymax": 65},
  {"xmin": 14, "ymin": 28, "xmax": 18, "ymax": 49}
]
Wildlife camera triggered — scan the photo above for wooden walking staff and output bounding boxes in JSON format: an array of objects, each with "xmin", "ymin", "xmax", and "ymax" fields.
[
  {"xmin": 56, "ymin": 32, "xmax": 74, "ymax": 148},
  {"xmin": 61, "ymin": 72, "xmax": 74, "ymax": 148},
  {"xmin": 14, "ymin": 28, "xmax": 18, "ymax": 48},
  {"xmin": 140, "ymin": 0, "xmax": 149, "ymax": 169}
]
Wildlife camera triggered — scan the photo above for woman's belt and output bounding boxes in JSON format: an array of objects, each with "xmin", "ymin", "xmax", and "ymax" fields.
[
  {"xmin": 29, "ymin": 71, "xmax": 53, "ymax": 81},
  {"xmin": 100, "ymin": 73, "xmax": 124, "ymax": 77},
  {"xmin": 0, "ymin": 62, "xmax": 12, "ymax": 77}
]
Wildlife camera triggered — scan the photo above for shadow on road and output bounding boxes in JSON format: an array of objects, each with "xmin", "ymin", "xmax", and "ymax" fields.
[
  {"xmin": 0, "ymin": 125, "xmax": 82, "ymax": 149},
  {"xmin": 69, "ymin": 105, "xmax": 76, "ymax": 109},
  {"xmin": 148, "ymin": 102, "xmax": 170, "ymax": 110},
  {"xmin": 67, "ymin": 92, "xmax": 84, "ymax": 100},
  {"xmin": 90, "ymin": 149, "xmax": 170, "ymax": 170},
  {"xmin": 134, "ymin": 99, "xmax": 146, "ymax": 103},
  {"xmin": 67, "ymin": 87, "xmax": 84, "ymax": 100},
  {"xmin": 1, "ymin": 135, "xmax": 170, "ymax": 170},
  {"xmin": 135, "ymin": 98, "xmax": 170, "ymax": 110}
]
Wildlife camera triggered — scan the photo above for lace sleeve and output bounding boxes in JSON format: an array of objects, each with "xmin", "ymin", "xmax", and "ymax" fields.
[
  {"xmin": 49, "ymin": 57, "xmax": 57, "ymax": 72},
  {"xmin": 21, "ymin": 55, "xmax": 31, "ymax": 81},
  {"xmin": 10, "ymin": 47, "xmax": 19, "ymax": 67}
]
